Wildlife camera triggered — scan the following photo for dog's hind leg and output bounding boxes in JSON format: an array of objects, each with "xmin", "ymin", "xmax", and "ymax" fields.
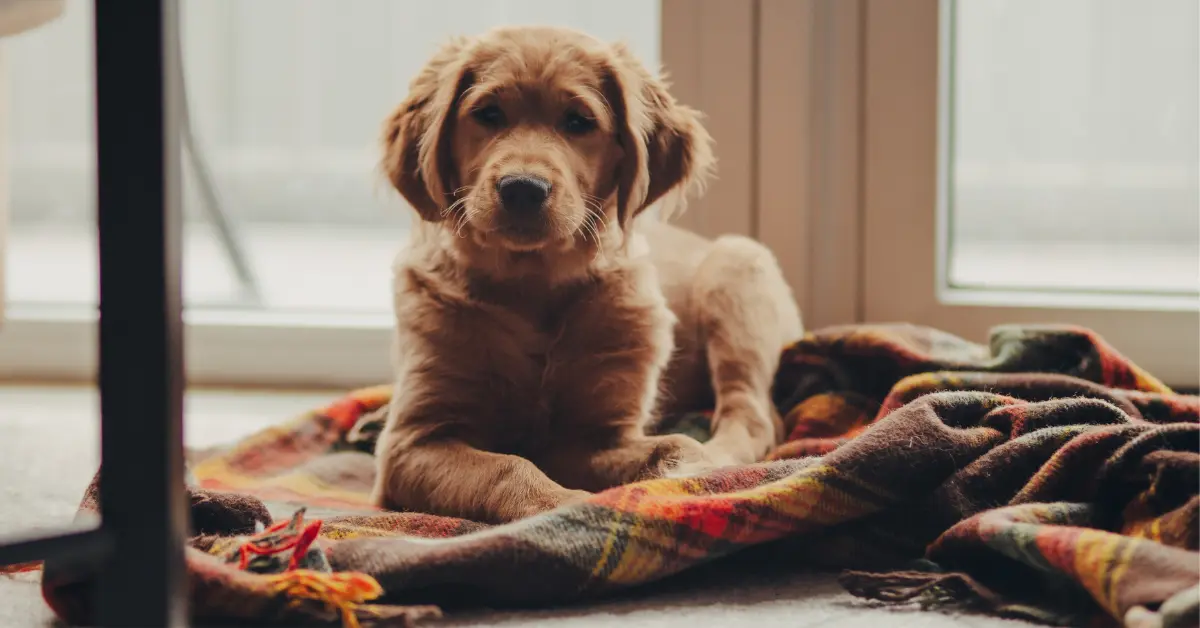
[{"xmin": 692, "ymin": 235, "xmax": 803, "ymax": 464}]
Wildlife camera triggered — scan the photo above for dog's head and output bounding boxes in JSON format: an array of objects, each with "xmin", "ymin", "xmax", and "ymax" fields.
[{"xmin": 382, "ymin": 26, "xmax": 713, "ymax": 259}]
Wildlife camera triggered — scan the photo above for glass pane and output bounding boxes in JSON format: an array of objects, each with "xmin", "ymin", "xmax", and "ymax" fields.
[
  {"xmin": 6, "ymin": 0, "xmax": 661, "ymax": 315},
  {"xmin": 945, "ymin": 0, "xmax": 1199, "ymax": 297},
  {"xmin": 0, "ymin": 0, "xmax": 100, "ymax": 558}
]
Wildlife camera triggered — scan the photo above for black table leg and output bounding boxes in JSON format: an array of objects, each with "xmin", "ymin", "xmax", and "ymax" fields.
[{"xmin": 94, "ymin": 0, "xmax": 189, "ymax": 625}]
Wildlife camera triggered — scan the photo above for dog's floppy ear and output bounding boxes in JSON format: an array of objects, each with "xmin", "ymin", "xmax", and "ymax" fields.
[
  {"xmin": 604, "ymin": 43, "xmax": 715, "ymax": 229},
  {"xmin": 382, "ymin": 37, "xmax": 474, "ymax": 222}
]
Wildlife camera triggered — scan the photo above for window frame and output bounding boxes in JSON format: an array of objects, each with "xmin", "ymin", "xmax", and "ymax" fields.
[
  {"xmin": 756, "ymin": 0, "xmax": 1197, "ymax": 388},
  {"xmin": 853, "ymin": 0, "xmax": 1196, "ymax": 386},
  {"xmin": 0, "ymin": 1, "xmax": 759, "ymax": 389},
  {"xmin": 755, "ymin": 0, "xmax": 866, "ymax": 331}
]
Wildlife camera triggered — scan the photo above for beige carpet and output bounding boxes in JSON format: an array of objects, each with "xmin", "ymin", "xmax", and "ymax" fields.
[{"xmin": 0, "ymin": 386, "xmax": 1035, "ymax": 627}]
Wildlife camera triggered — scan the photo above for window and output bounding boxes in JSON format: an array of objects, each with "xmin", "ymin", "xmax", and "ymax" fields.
[
  {"xmin": 753, "ymin": 0, "xmax": 1196, "ymax": 388},
  {"xmin": 3, "ymin": 0, "xmax": 732, "ymax": 387},
  {"xmin": 945, "ymin": 0, "xmax": 1198, "ymax": 301},
  {"xmin": 855, "ymin": 0, "xmax": 1198, "ymax": 387}
]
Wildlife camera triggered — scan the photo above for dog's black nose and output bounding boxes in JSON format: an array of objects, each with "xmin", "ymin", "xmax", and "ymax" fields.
[{"xmin": 497, "ymin": 175, "xmax": 551, "ymax": 213}]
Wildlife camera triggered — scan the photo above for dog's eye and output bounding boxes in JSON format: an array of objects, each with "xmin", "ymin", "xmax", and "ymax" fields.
[
  {"xmin": 562, "ymin": 111, "xmax": 597, "ymax": 135},
  {"xmin": 471, "ymin": 104, "xmax": 506, "ymax": 128}
]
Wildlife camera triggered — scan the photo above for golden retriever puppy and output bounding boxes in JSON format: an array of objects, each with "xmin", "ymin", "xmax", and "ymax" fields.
[{"xmin": 372, "ymin": 26, "xmax": 803, "ymax": 523}]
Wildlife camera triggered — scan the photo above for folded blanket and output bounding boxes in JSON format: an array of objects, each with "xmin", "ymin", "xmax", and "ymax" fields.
[{"xmin": 36, "ymin": 324, "xmax": 1199, "ymax": 627}]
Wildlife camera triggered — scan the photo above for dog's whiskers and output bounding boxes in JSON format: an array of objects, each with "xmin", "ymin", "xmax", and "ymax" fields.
[
  {"xmin": 453, "ymin": 204, "xmax": 475, "ymax": 238},
  {"xmin": 581, "ymin": 196, "xmax": 606, "ymax": 222},
  {"xmin": 441, "ymin": 189, "xmax": 475, "ymax": 238},
  {"xmin": 453, "ymin": 215, "xmax": 471, "ymax": 238},
  {"xmin": 578, "ymin": 199, "xmax": 607, "ymax": 256},
  {"xmin": 441, "ymin": 197, "xmax": 466, "ymax": 218}
]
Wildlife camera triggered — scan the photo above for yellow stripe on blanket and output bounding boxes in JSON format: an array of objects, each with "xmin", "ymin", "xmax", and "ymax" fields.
[{"xmin": 194, "ymin": 458, "xmax": 375, "ymax": 509}]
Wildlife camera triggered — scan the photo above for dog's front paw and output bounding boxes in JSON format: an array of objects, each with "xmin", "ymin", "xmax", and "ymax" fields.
[
  {"xmin": 640, "ymin": 434, "xmax": 724, "ymax": 481},
  {"xmin": 511, "ymin": 488, "xmax": 592, "ymax": 521}
]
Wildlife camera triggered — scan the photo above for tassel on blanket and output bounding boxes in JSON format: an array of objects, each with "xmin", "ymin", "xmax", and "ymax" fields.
[
  {"xmin": 839, "ymin": 569, "xmax": 1097, "ymax": 625},
  {"xmin": 267, "ymin": 569, "xmax": 384, "ymax": 628},
  {"xmin": 0, "ymin": 561, "xmax": 42, "ymax": 576},
  {"xmin": 838, "ymin": 569, "xmax": 1003, "ymax": 610},
  {"xmin": 222, "ymin": 507, "xmax": 421, "ymax": 627},
  {"xmin": 227, "ymin": 507, "xmax": 331, "ymax": 573}
]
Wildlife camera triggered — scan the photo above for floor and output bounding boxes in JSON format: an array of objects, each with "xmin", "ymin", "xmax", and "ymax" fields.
[{"xmin": 0, "ymin": 386, "xmax": 1035, "ymax": 627}]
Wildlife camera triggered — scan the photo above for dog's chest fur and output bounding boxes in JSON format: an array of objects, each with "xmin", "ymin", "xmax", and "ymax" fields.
[{"xmin": 394, "ymin": 258, "xmax": 677, "ymax": 456}]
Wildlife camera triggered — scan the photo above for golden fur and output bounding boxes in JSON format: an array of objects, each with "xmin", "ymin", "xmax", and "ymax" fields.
[{"xmin": 372, "ymin": 26, "xmax": 803, "ymax": 523}]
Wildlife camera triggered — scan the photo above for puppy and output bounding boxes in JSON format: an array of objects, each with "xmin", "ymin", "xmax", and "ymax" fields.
[{"xmin": 372, "ymin": 26, "xmax": 803, "ymax": 523}]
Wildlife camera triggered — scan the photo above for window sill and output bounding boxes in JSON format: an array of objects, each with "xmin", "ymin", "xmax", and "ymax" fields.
[
  {"xmin": 938, "ymin": 287, "xmax": 1198, "ymax": 314},
  {"xmin": 0, "ymin": 307, "xmax": 393, "ymax": 389}
]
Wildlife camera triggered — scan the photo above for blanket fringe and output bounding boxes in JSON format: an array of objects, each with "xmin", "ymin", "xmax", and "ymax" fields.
[
  {"xmin": 0, "ymin": 561, "xmax": 42, "ymax": 576},
  {"xmin": 267, "ymin": 569, "xmax": 385, "ymax": 628},
  {"xmin": 838, "ymin": 569, "xmax": 1003, "ymax": 610}
]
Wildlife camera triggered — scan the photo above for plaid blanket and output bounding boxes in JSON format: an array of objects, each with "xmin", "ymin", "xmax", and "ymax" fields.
[{"xmin": 34, "ymin": 324, "xmax": 1199, "ymax": 627}]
